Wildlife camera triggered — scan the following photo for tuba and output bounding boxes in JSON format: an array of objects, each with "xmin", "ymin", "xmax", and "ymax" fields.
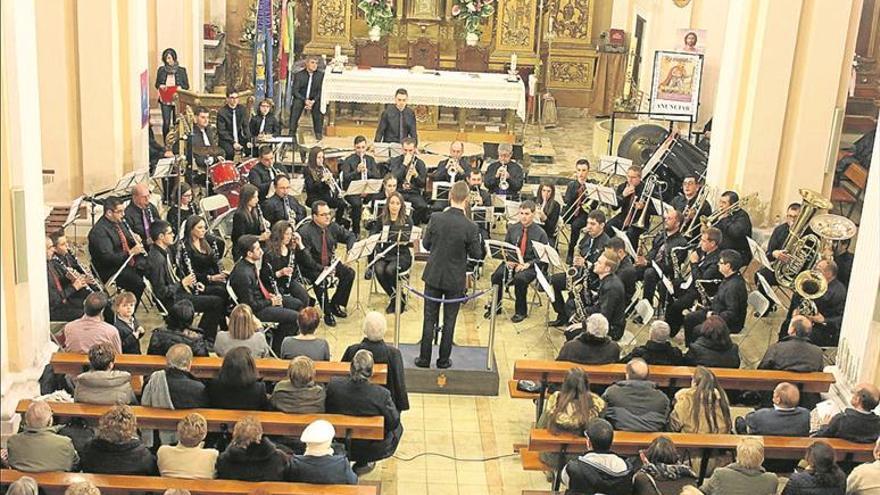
[
  {"xmin": 794, "ymin": 269, "xmax": 827, "ymax": 316},
  {"xmin": 774, "ymin": 189, "xmax": 832, "ymax": 288}
]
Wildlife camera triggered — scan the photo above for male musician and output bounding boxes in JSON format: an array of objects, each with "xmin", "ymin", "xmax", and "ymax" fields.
[
  {"xmin": 52, "ymin": 233, "xmax": 98, "ymax": 292},
  {"xmin": 683, "ymin": 249, "xmax": 748, "ymax": 345},
  {"xmin": 778, "ymin": 259, "xmax": 846, "ymax": 346},
  {"xmin": 88, "ymin": 196, "xmax": 146, "ymax": 301},
  {"xmin": 290, "ymin": 56, "xmax": 325, "ymax": 141},
  {"xmin": 562, "ymin": 159, "xmax": 593, "ymax": 263},
  {"xmin": 606, "ymin": 164, "xmax": 646, "ymax": 246},
  {"xmin": 124, "ymin": 183, "xmax": 161, "ymax": 247},
  {"xmin": 714, "ymin": 190, "xmax": 754, "ymax": 267},
  {"xmin": 666, "ymin": 227, "xmax": 723, "ymax": 337},
  {"xmin": 416, "ymin": 182, "xmax": 483, "ymax": 369},
  {"xmin": 230, "ymin": 235, "xmax": 300, "ymax": 352},
  {"xmin": 146, "ymin": 220, "xmax": 226, "ymax": 341},
  {"xmin": 563, "ymin": 252, "xmax": 627, "ymax": 341},
  {"xmin": 604, "ymin": 237, "xmax": 637, "ymax": 302},
  {"xmin": 467, "ymin": 170, "xmax": 493, "ymax": 241},
  {"xmin": 249, "ymin": 145, "xmax": 283, "ymax": 202},
  {"xmin": 297, "ymin": 201, "xmax": 356, "ymax": 327},
  {"xmin": 190, "ymin": 106, "xmax": 222, "ymax": 170},
  {"xmin": 262, "ymin": 174, "xmax": 307, "ymax": 227},
  {"xmin": 634, "ymin": 209, "xmax": 687, "ymax": 308},
  {"xmin": 434, "ymin": 141, "xmax": 471, "ymax": 183},
  {"xmin": 671, "ymin": 175, "xmax": 712, "ymax": 240},
  {"xmin": 755, "ymin": 203, "xmax": 802, "ymax": 307},
  {"xmin": 484, "ymin": 143, "xmax": 524, "ymax": 198},
  {"xmin": 485, "ymin": 201, "xmax": 549, "ymax": 323},
  {"xmin": 217, "ymin": 88, "xmax": 250, "ymax": 160},
  {"xmin": 389, "ymin": 138, "xmax": 429, "ymax": 224},
  {"xmin": 46, "ymin": 237, "xmax": 87, "ymax": 322},
  {"xmin": 549, "ymin": 209, "xmax": 609, "ymax": 327},
  {"xmin": 829, "ymin": 238, "xmax": 853, "ymax": 288},
  {"xmin": 375, "ymin": 88, "xmax": 418, "ymax": 144},
  {"xmin": 341, "ymin": 135, "xmax": 382, "ymax": 236}
]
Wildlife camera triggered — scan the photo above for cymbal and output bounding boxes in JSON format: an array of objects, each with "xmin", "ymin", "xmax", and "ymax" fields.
[{"xmin": 422, "ymin": 141, "xmax": 483, "ymax": 157}]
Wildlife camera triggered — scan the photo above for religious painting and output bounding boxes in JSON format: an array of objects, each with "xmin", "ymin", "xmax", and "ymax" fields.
[
  {"xmin": 676, "ymin": 28, "xmax": 706, "ymax": 53},
  {"xmin": 408, "ymin": 0, "xmax": 442, "ymax": 20},
  {"xmin": 649, "ymin": 50, "xmax": 703, "ymax": 122},
  {"xmin": 140, "ymin": 70, "xmax": 149, "ymax": 128}
]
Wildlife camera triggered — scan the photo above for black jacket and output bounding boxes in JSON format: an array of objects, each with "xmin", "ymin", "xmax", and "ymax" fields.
[
  {"xmin": 297, "ymin": 220, "xmax": 356, "ymax": 278},
  {"xmin": 217, "ymin": 437, "xmax": 288, "ymax": 481},
  {"xmin": 217, "ymin": 105, "xmax": 250, "ymax": 147},
  {"xmin": 715, "ymin": 209, "xmax": 753, "ymax": 266},
  {"xmin": 691, "ymin": 248, "xmax": 722, "ymax": 292},
  {"xmin": 790, "ymin": 278, "xmax": 846, "ymax": 344},
  {"xmin": 341, "ymin": 153, "xmax": 382, "ymax": 189},
  {"xmin": 504, "ymin": 222, "xmax": 550, "ymax": 266},
  {"xmin": 584, "ymin": 274, "xmax": 627, "ymax": 340},
  {"xmin": 484, "ymin": 160, "xmax": 524, "ymax": 195},
  {"xmin": 285, "ymin": 454, "xmax": 358, "ymax": 484},
  {"xmin": 539, "ymin": 199, "xmax": 561, "ymax": 241},
  {"xmin": 145, "ymin": 245, "xmax": 183, "ymax": 308},
  {"xmin": 191, "ymin": 125, "xmax": 221, "ymax": 167},
  {"xmin": 231, "ymin": 207, "xmax": 266, "ymax": 258},
  {"xmin": 164, "ymin": 367, "xmax": 208, "ymax": 408},
  {"xmin": 563, "ymin": 452, "xmax": 634, "ymax": 495},
  {"xmin": 147, "ymin": 327, "xmax": 210, "ymax": 357},
  {"xmin": 368, "ymin": 217, "xmax": 414, "ymax": 268},
  {"xmin": 557, "ymin": 333, "xmax": 621, "ymax": 365},
  {"xmin": 113, "ymin": 318, "xmax": 142, "ymax": 354},
  {"xmin": 758, "ymin": 335, "xmax": 824, "ymax": 372},
  {"xmin": 247, "ymin": 163, "xmax": 282, "ymax": 202},
  {"xmin": 646, "ymin": 230, "xmax": 687, "ymax": 277},
  {"xmin": 229, "ymin": 259, "xmax": 273, "ymax": 314},
  {"xmin": 375, "ymin": 105, "xmax": 417, "ymax": 143},
  {"xmin": 602, "ymin": 380, "xmax": 670, "ymax": 432},
  {"xmin": 814, "ymin": 408, "xmax": 880, "ymax": 444},
  {"xmin": 262, "ymin": 194, "xmax": 307, "ymax": 227},
  {"xmin": 578, "ymin": 232, "xmax": 609, "ymax": 262},
  {"xmin": 325, "ymin": 377, "xmax": 403, "ymax": 463},
  {"xmin": 671, "ymin": 192, "xmax": 712, "ymax": 228},
  {"xmin": 612, "ymin": 180, "xmax": 646, "ymax": 223},
  {"xmin": 47, "ymin": 261, "xmax": 85, "ymax": 320},
  {"xmin": 685, "ymin": 336, "xmax": 741, "ymax": 368},
  {"xmin": 88, "ymin": 216, "xmax": 144, "ymax": 281},
  {"xmin": 249, "ymin": 112, "xmax": 280, "ymax": 137},
  {"xmin": 81, "ymin": 438, "xmax": 157, "ymax": 475},
  {"xmin": 621, "ymin": 340, "xmax": 684, "ymax": 365},
  {"xmin": 341, "ymin": 339, "xmax": 410, "ymax": 412},
  {"xmin": 735, "ymin": 406, "xmax": 810, "ymax": 436},
  {"xmin": 712, "ymin": 272, "xmax": 748, "ymax": 333},
  {"xmin": 206, "ymin": 379, "xmax": 269, "ymax": 410},
  {"xmin": 124, "ymin": 202, "xmax": 161, "ymax": 245},
  {"xmin": 781, "ymin": 469, "xmax": 846, "ymax": 495},
  {"xmin": 766, "ymin": 222, "xmax": 790, "ymax": 260},
  {"xmin": 155, "ymin": 65, "xmax": 190, "ymax": 92},
  {"xmin": 389, "ymin": 155, "xmax": 428, "ymax": 194},
  {"xmin": 421, "ymin": 208, "xmax": 483, "ymax": 292},
  {"xmin": 563, "ymin": 179, "xmax": 591, "ymax": 224},
  {"xmin": 293, "ymin": 69, "xmax": 324, "ymax": 104},
  {"xmin": 433, "ymin": 158, "xmax": 472, "ymax": 183}
]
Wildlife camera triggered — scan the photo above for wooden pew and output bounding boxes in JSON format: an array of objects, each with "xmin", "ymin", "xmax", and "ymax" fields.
[
  {"xmin": 513, "ymin": 359, "xmax": 834, "ymax": 420},
  {"xmin": 528, "ymin": 427, "xmax": 875, "ymax": 489},
  {"xmin": 0, "ymin": 469, "xmax": 378, "ymax": 494},
  {"xmin": 51, "ymin": 352, "xmax": 388, "ymax": 384}
]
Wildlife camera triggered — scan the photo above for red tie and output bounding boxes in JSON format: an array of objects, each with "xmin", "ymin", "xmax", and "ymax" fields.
[
  {"xmin": 320, "ymin": 230, "xmax": 330, "ymax": 266},
  {"xmin": 114, "ymin": 224, "xmax": 135, "ymax": 266},
  {"xmin": 519, "ymin": 225, "xmax": 528, "ymax": 257},
  {"xmin": 49, "ymin": 266, "xmax": 64, "ymax": 299},
  {"xmin": 256, "ymin": 266, "xmax": 272, "ymax": 300}
]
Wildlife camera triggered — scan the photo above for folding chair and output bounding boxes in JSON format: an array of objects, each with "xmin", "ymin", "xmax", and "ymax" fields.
[
  {"xmin": 733, "ymin": 290, "xmax": 770, "ymax": 366},
  {"xmin": 141, "ymin": 277, "xmax": 169, "ymax": 316},
  {"xmin": 200, "ymin": 194, "xmax": 231, "ymax": 223}
]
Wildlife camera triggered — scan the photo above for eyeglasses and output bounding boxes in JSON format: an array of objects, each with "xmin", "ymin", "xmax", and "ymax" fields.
[{"xmin": 316, "ymin": 212, "xmax": 331, "ymax": 217}]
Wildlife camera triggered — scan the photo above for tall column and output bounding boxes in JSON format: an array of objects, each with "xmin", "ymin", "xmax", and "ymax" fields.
[
  {"xmin": 155, "ymin": 0, "xmax": 205, "ymax": 93},
  {"xmin": 119, "ymin": 0, "xmax": 150, "ymax": 173}
]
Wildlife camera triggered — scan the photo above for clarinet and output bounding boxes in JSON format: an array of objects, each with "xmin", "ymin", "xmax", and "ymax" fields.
[
  {"xmin": 209, "ymin": 236, "xmax": 222, "ymax": 263},
  {"xmin": 265, "ymin": 260, "xmax": 281, "ymax": 296},
  {"xmin": 53, "ymin": 256, "xmax": 94, "ymax": 293},
  {"xmin": 255, "ymin": 203, "xmax": 270, "ymax": 231},
  {"xmin": 283, "ymin": 196, "xmax": 292, "ymax": 222},
  {"xmin": 179, "ymin": 242, "xmax": 202, "ymax": 295}
]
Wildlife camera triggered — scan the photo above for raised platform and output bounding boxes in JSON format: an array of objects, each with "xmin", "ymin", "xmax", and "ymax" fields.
[
  {"xmin": 399, "ymin": 343, "xmax": 500, "ymax": 396},
  {"xmin": 325, "ymin": 123, "xmax": 515, "ymax": 145}
]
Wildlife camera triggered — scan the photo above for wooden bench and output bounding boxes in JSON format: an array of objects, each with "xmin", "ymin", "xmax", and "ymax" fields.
[
  {"xmin": 514, "ymin": 359, "xmax": 835, "ymax": 420},
  {"xmin": 51, "ymin": 352, "xmax": 388, "ymax": 384},
  {"xmin": 0, "ymin": 469, "xmax": 378, "ymax": 494}
]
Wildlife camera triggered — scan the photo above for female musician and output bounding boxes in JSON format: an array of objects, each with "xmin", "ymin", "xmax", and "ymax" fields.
[
  {"xmin": 155, "ymin": 48, "xmax": 190, "ymax": 139},
  {"xmin": 261, "ymin": 220, "xmax": 311, "ymax": 309},
  {"xmin": 248, "ymin": 98, "xmax": 280, "ymax": 157},
  {"xmin": 180, "ymin": 215, "xmax": 229, "ymax": 305},
  {"xmin": 166, "ymin": 182, "xmax": 195, "ymax": 235},
  {"xmin": 232, "ymin": 184, "xmax": 269, "ymax": 259},
  {"xmin": 304, "ymin": 146, "xmax": 347, "ymax": 225},
  {"xmin": 537, "ymin": 181, "xmax": 561, "ymax": 247},
  {"xmin": 369, "ymin": 192, "xmax": 414, "ymax": 313}
]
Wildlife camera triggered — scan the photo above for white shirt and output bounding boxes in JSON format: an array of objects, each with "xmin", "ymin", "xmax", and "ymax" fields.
[
  {"xmin": 201, "ymin": 128, "xmax": 210, "ymax": 146},
  {"xmin": 231, "ymin": 108, "xmax": 239, "ymax": 144}
]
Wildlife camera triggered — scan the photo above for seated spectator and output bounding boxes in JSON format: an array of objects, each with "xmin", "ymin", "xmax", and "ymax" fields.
[
  {"xmin": 815, "ymin": 383, "xmax": 880, "ymax": 444},
  {"xmin": 142, "ymin": 343, "xmax": 208, "ymax": 409},
  {"xmin": 213, "ymin": 304, "xmax": 271, "ymax": 358},
  {"xmin": 285, "ymin": 419, "xmax": 358, "ymax": 484},
  {"xmin": 270, "ymin": 355, "xmax": 326, "ymax": 413},
  {"xmin": 280, "ymin": 307, "xmax": 330, "ymax": 361},
  {"xmin": 632, "ymin": 436, "xmax": 698, "ymax": 495},
  {"xmin": 561, "ymin": 418, "xmax": 633, "ymax": 494},
  {"xmin": 111, "ymin": 291, "xmax": 144, "ymax": 354},
  {"xmin": 216, "ymin": 416, "xmax": 288, "ymax": 481},
  {"xmin": 325, "ymin": 349, "xmax": 403, "ymax": 475},
  {"xmin": 782, "ymin": 440, "xmax": 846, "ymax": 495},
  {"xmin": 6, "ymin": 401, "xmax": 79, "ymax": 472},
  {"xmin": 73, "ymin": 342, "xmax": 136, "ymax": 405},
  {"xmin": 147, "ymin": 299, "xmax": 209, "ymax": 357},
  {"xmin": 700, "ymin": 437, "xmax": 778, "ymax": 495},
  {"xmin": 7, "ymin": 476, "xmax": 39, "ymax": 495},
  {"xmin": 670, "ymin": 366, "xmax": 732, "ymax": 434},
  {"xmin": 685, "ymin": 315, "xmax": 741, "ymax": 368},
  {"xmin": 735, "ymin": 382, "xmax": 810, "ymax": 436},
  {"xmin": 601, "ymin": 358, "xmax": 670, "ymax": 432},
  {"xmin": 341, "ymin": 311, "xmax": 409, "ymax": 412},
  {"xmin": 207, "ymin": 346, "xmax": 269, "ymax": 410},
  {"xmin": 157, "ymin": 413, "xmax": 219, "ymax": 479},
  {"xmin": 63, "ymin": 292, "xmax": 122, "ymax": 354},
  {"xmin": 80, "ymin": 404, "xmax": 157, "ymax": 475},
  {"xmin": 64, "ymin": 482, "xmax": 100, "ymax": 495},
  {"xmin": 621, "ymin": 321, "xmax": 684, "ymax": 365},
  {"xmin": 537, "ymin": 368, "xmax": 606, "ymax": 475},
  {"xmin": 557, "ymin": 314, "xmax": 621, "ymax": 364},
  {"xmin": 760, "ymin": 316, "xmax": 824, "ymax": 372},
  {"xmin": 846, "ymin": 438, "xmax": 880, "ymax": 494}
]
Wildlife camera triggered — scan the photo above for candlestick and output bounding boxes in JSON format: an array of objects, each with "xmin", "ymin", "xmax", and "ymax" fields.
[
  {"xmin": 510, "ymin": 53, "xmax": 518, "ymax": 73},
  {"xmin": 335, "ymin": 45, "xmax": 341, "ymax": 59}
]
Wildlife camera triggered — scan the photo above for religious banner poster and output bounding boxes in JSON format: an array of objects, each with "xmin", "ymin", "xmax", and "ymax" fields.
[
  {"xmin": 677, "ymin": 28, "xmax": 706, "ymax": 53},
  {"xmin": 648, "ymin": 50, "xmax": 703, "ymax": 122},
  {"xmin": 140, "ymin": 70, "xmax": 149, "ymax": 128}
]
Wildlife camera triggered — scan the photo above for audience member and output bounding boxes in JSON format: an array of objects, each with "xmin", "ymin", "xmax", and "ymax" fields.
[
  {"xmin": 285, "ymin": 419, "xmax": 358, "ymax": 484},
  {"xmin": 700, "ymin": 437, "xmax": 778, "ymax": 495},
  {"xmin": 280, "ymin": 307, "xmax": 330, "ymax": 361},
  {"xmin": 561, "ymin": 418, "xmax": 633, "ymax": 494},
  {"xmin": 846, "ymin": 438, "xmax": 880, "ymax": 494},
  {"xmin": 142, "ymin": 343, "xmax": 208, "ymax": 409},
  {"xmin": 684, "ymin": 315, "xmax": 741, "ymax": 368},
  {"xmin": 147, "ymin": 299, "xmax": 209, "ymax": 357},
  {"xmin": 163, "ymin": 490, "xmax": 191, "ymax": 495},
  {"xmin": 670, "ymin": 366, "xmax": 732, "ymax": 434},
  {"xmin": 325, "ymin": 350, "xmax": 403, "ymax": 475},
  {"xmin": 214, "ymin": 304, "xmax": 271, "ymax": 358},
  {"xmin": 782, "ymin": 440, "xmax": 846, "ymax": 495},
  {"xmin": 601, "ymin": 358, "xmax": 670, "ymax": 432},
  {"xmin": 815, "ymin": 383, "xmax": 880, "ymax": 444},
  {"xmin": 80, "ymin": 404, "xmax": 157, "ymax": 475},
  {"xmin": 759, "ymin": 316, "xmax": 824, "ymax": 372},
  {"xmin": 621, "ymin": 321, "xmax": 684, "ymax": 365},
  {"xmin": 73, "ymin": 342, "xmax": 136, "ymax": 405},
  {"xmin": 632, "ymin": 436, "xmax": 698, "ymax": 495},
  {"xmin": 63, "ymin": 292, "xmax": 122, "ymax": 354},
  {"xmin": 157, "ymin": 413, "xmax": 219, "ymax": 480},
  {"xmin": 270, "ymin": 355, "xmax": 326, "ymax": 413},
  {"xmin": 64, "ymin": 482, "xmax": 100, "ymax": 495},
  {"xmin": 557, "ymin": 314, "xmax": 621, "ymax": 364},
  {"xmin": 207, "ymin": 347, "xmax": 269, "ymax": 410},
  {"xmin": 6, "ymin": 476, "xmax": 39, "ymax": 495},
  {"xmin": 6, "ymin": 401, "xmax": 79, "ymax": 472},
  {"xmin": 341, "ymin": 311, "xmax": 410, "ymax": 412},
  {"xmin": 216, "ymin": 416, "xmax": 289, "ymax": 481},
  {"xmin": 735, "ymin": 382, "xmax": 810, "ymax": 436},
  {"xmin": 111, "ymin": 291, "xmax": 144, "ymax": 354}
]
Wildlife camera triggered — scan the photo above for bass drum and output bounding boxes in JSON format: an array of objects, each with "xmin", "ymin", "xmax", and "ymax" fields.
[
  {"xmin": 217, "ymin": 182, "xmax": 241, "ymax": 209},
  {"xmin": 237, "ymin": 158, "xmax": 260, "ymax": 182},
  {"xmin": 209, "ymin": 160, "xmax": 240, "ymax": 189},
  {"xmin": 617, "ymin": 124, "xmax": 668, "ymax": 167}
]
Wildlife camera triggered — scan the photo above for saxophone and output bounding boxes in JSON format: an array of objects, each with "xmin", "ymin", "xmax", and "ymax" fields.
[
  {"xmin": 567, "ymin": 266, "xmax": 587, "ymax": 324},
  {"xmin": 403, "ymin": 154, "xmax": 418, "ymax": 187}
]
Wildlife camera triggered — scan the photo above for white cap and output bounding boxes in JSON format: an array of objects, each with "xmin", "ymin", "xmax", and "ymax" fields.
[{"xmin": 300, "ymin": 419, "xmax": 335, "ymax": 444}]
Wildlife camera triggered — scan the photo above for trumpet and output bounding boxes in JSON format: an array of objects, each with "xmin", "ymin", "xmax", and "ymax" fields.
[
  {"xmin": 498, "ymin": 164, "xmax": 510, "ymax": 191},
  {"xmin": 403, "ymin": 154, "xmax": 418, "ymax": 187},
  {"xmin": 446, "ymin": 158, "xmax": 464, "ymax": 179},
  {"xmin": 321, "ymin": 166, "xmax": 343, "ymax": 196}
]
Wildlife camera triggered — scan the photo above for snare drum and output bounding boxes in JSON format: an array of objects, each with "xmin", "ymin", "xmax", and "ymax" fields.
[{"xmin": 209, "ymin": 161, "xmax": 240, "ymax": 189}]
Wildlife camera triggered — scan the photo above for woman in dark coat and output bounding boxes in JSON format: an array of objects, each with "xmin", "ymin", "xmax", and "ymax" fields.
[
  {"xmin": 155, "ymin": 47, "xmax": 190, "ymax": 139},
  {"xmin": 685, "ymin": 315, "xmax": 741, "ymax": 368},
  {"xmin": 341, "ymin": 311, "xmax": 409, "ymax": 412},
  {"xmin": 217, "ymin": 416, "xmax": 288, "ymax": 481},
  {"xmin": 781, "ymin": 441, "xmax": 846, "ymax": 495},
  {"xmin": 207, "ymin": 347, "xmax": 269, "ymax": 410},
  {"xmin": 325, "ymin": 350, "xmax": 403, "ymax": 473},
  {"xmin": 632, "ymin": 436, "xmax": 698, "ymax": 494},
  {"xmin": 80, "ymin": 405, "xmax": 157, "ymax": 475},
  {"xmin": 147, "ymin": 299, "xmax": 210, "ymax": 357}
]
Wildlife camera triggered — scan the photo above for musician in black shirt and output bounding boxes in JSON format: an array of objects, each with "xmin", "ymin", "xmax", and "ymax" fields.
[
  {"xmin": 248, "ymin": 146, "xmax": 284, "ymax": 202},
  {"xmin": 51, "ymin": 233, "xmax": 100, "ymax": 294},
  {"xmin": 778, "ymin": 259, "xmax": 847, "ymax": 346},
  {"xmin": 484, "ymin": 143, "xmax": 524, "ymax": 198},
  {"xmin": 536, "ymin": 182, "xmax": 561, "ymax": 247},
  {"xmin": 633, "ymin": 209, "xmax": 687, "ymax": 308},
  {"xmin": 124, "ymin": 183, "xmax": 161, "ymax": 248},
  {"xmin": 666, "ymin": 227, "xmax": 723, "ymax": 338},
  {"xmin": 88, "ymin": 196, "xmax": 146, "ymax": 301},
  {"xmin": 46, "ymin": 237, "xmax": 87, "ymax": 322},
  {"xmin": 369, "ymin": 192, "xmax": 414, "ymax": 313},
  {"xmin": 550, "ymin": 209, "xmax": 609, "ymax": 327},
  {"xmin": 248, "ymin": 98, "xmax": 280, "ymax": 156},
  {"xmin": 683, "ymin": 249, "xmax": 748, "ymax": 345},
  {"xmin": 262, "ymin": 174, "xmax": 307, "ymax": 227},
  {"xmin": 714, "ymin": 190, "xmax": 753, "ymax": 267},
  {"xmin": 166, "ymin": 182, "xmax": 196, "ymax": 235},
  {"xmin": 232, "ymin": 184, "xmax": 269, "ymax": 261},
  {"xmin": 563, "ymin": 252, "xmax": 627, "ymax": 341},
  {"xmin": 303, "ymin": 146, "xmax": 347, "ymax": 227},
  {"xmin": 260, "ymin": 220, "xmax": 311, "ymax": 310},
  {"xmin": 216, "ymin": 88, "xmax": 250, "ymax": 160},
  {"xmin": 606, "ymin": 164, "xmax": 646, "ymax": 247},
  {"xmin": 671, "ymin": 176, "xmax": 712, "ymax": 240},
  {"xmin": 562, "ymin": 159, "xmax": 593, "ymax": 262},
  {"xmin": 755, "ymin": 203, "xmax": 801, "ymax": 305},
  {"xmin": 389, "ymin": 138, "xmax": 429, "ymax": 224},
  {"xmin": 341, "ymin": 136, "xmax": 383, "ymax": 235},
  {"xmin": 180, "ymin": 216, "xmax": 229, "ymax": 304},
  {"xmin": 605, "ymin": 237, "xmax": 637, "ymax": 303}
]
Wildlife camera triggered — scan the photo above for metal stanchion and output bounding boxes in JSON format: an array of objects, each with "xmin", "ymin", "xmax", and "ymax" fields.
[
  {"xmin": 487, "ymin": 286, "xmax": 498, "ymax": 371},
  {"xmin": 393, "ymin": 282, "xmax": 403, "ymax": 348}
]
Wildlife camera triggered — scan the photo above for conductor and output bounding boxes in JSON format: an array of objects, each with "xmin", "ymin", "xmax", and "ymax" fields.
[{"xmin": 415, "ymin": 182, "xmax": 483, "ymax": 369}]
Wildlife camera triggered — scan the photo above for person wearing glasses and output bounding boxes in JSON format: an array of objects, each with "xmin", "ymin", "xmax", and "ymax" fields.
[
  {"xmin": 754, "ymin": 202, "xmax": 802, "ymax": 313},
  {"xmin": 88, "ymin": 196, "xmax": 147, "ymax": 301},
  {"xmin": 682, "ymin": 249, "xmax": 748, "ymax": 345}
]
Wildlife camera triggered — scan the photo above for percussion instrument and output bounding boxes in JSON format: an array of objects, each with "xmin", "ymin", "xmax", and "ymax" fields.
[
  {"xmin": 237, "ymin": 158, "xmax": 260, "ymax": 181},
  {"xmin": 209, "ymin": 161, "xmax": 240, "ymax": 189}
]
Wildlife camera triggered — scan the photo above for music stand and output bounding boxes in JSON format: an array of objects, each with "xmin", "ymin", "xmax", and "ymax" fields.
[
  {"xmin": 531, "ymin": 241, "xmax": 563, "ymax": 271},
  {"xmin": 346, "ymin": 233, "xmax": 381, "ymax": 316},
  {"xmin": 650, "ymin": 198, "xmax": 675, "ymax": 218},
  {"xmin": 756, "ymin": 271, "xmax": 784, "ymax": 309},
  {"xmin": 651, "ymin": 260, "xmax": 675, "ymax": 295},
  {"xmin": 583, "ymin": 183, "xmax": 618, "ymax": 209},
  {"xmin": 747, "ymin": 236, "xmax": 774, "ymax": 270},
  {"xmin": 504, "ymin": 200, "xmax": 522, "ymax": 222},
  {"xmin": 611, "ymin": 226, "xmax": 637, "ymax": 259},
  {"xmin": 472, "ymin": 206, "xmax": 491, "ymax": 233},
  {"xmin": 598, "ymin": 155, "xmax": 632, "ymax": 176},
  {"xmin": 431, "ymin": 181, "xmax": 452, "ymax": 202},
  {"xmin": 345, "ymin": 179, "xmax": 383, "ymax": 197},
  {"xmin": 485, "ymin": 239, "xmax": 524, "ymax": 314},
  {"xmin": 373, "ymin": 142, "xmax": 403, "ymax": 161}
]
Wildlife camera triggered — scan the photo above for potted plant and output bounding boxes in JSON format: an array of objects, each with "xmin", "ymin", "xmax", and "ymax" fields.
[
  {"xmin": 358, "ymin": 0, "xmax": 395, "ymax": 41},
  {"xmin": 452, "ymin": 0, "xmax": 495, "ymax": 46}
]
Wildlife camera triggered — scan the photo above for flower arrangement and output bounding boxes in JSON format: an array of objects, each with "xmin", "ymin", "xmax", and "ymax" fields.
[
  {"xmin": 358, "ymin": 0, "xmax": 395, "ymax": 38},
  {"xmin": 452, "ymin": 0, "xmax": 495, "ymax": 38}
]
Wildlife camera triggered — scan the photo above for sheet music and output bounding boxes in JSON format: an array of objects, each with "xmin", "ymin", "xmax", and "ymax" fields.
[
  {"xmin": 534, "ymin": 265, "xmax": 555, "ymax": 303},
  {"xmin": 289, "ymin": 177, "xmax": 305, "ymax": 196},
  {"xmin": 484, "ymin": 239, "xmax": 525, "ymax": 265},
  {"xmin": 152, "ymin": 158, "xmax": 176, "ymax": 178},
  {"xmin": 345, "ymin": 179, "xmax": 383, "ymax": 196},
  {"xmin": 650, "ymin": 198, "xmax": 675, "ymax": 216},
  {"xmin": 583, "ymin": 183, "xmax": 618, "ymax": 208},
  {"xmin": 314, "ymin": 258, "xmax": 341, "ymax": 286},
  {"xmin": 431, "ymin": 181, "xmax": 452, "ymax": 200},
  {"xmin": 64, "ymin": 196, "xmax": 86, "ymax": 227},
  {"xmin": 747, "ymin": 236, "xmax": 774, "ymax": 270},
  {"xmin": 611, "ymin": 226, "xmax": 637, "ymax": 259},
  {"xmin": 531, "ymin": 241, "xmax": 563, "ymax": 269},
  {"xmin": 346, "ymin": 234, "xmax": 381, "ymax": 263},
  {"xmin": 598, "ymin": 155, "xmax": 632, "ymax": 176},
  {"xmin": 651, "ymin": 260, "xmax": 675, "ymax": 294},
  {"xmin": 372, "ymin": 142, "xmax": 403, "ymax": 159},
  {"xmin": 756, "ymin": 271, "xmax": 784, "ymax": 308},
  {"xmin": 504, "ymin": 200, "xmax": 522, "ymax": 222}
]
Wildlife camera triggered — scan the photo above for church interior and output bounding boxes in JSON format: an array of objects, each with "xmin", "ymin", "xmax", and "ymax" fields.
[{"xmin": 1, "ymin": 0, "xmax": 879, "ymax": 494}]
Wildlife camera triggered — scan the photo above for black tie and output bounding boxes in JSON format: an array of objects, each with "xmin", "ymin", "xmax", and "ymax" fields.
[{"xmin": 398, "ymin": 111, "xmax": 404, "ymax": 144}]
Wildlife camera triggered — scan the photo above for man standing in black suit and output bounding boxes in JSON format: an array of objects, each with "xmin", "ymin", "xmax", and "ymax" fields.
[
  {"xmin": 217, "ymin": 89, "xmax": 250, "ymax": 160},
  {"xmin": 416, "ymin": 182, "xmax": 483, "ymax": 369},
  {"xmin": 340, "ymin": 135, "xmax": 382, "ymax": 236},
  {"xmin": 124, "ymin": 183, "xmax": 161, "ymax": 248},
  {"xmin": 375, "ymin": 88, "xmax": 417, "ymax": 144},
  {"xmin": 290, "ymin": 56, "xmax": 324, "ymax": 141},
  {"xmin": 88, "ymin": 196, "xmax": 146, "ymax": 301}
]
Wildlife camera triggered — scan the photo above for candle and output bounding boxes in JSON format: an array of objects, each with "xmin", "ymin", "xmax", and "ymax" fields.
[
  {"xmin": 548, "ymin": 17, "xmax": 554, "ymax": 35},
  {"xmin": 511, "ymin": 53, "xmax": 518, "ymax": 72},
  {"xmin": 335, "ymin": 45, "xmax": 341, "ymax": 59}
]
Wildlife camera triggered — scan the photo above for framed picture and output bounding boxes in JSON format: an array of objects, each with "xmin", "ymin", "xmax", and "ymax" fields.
[{"xmin": 648, "ymin": 50, "xmax": 704, "ymax": 122}]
